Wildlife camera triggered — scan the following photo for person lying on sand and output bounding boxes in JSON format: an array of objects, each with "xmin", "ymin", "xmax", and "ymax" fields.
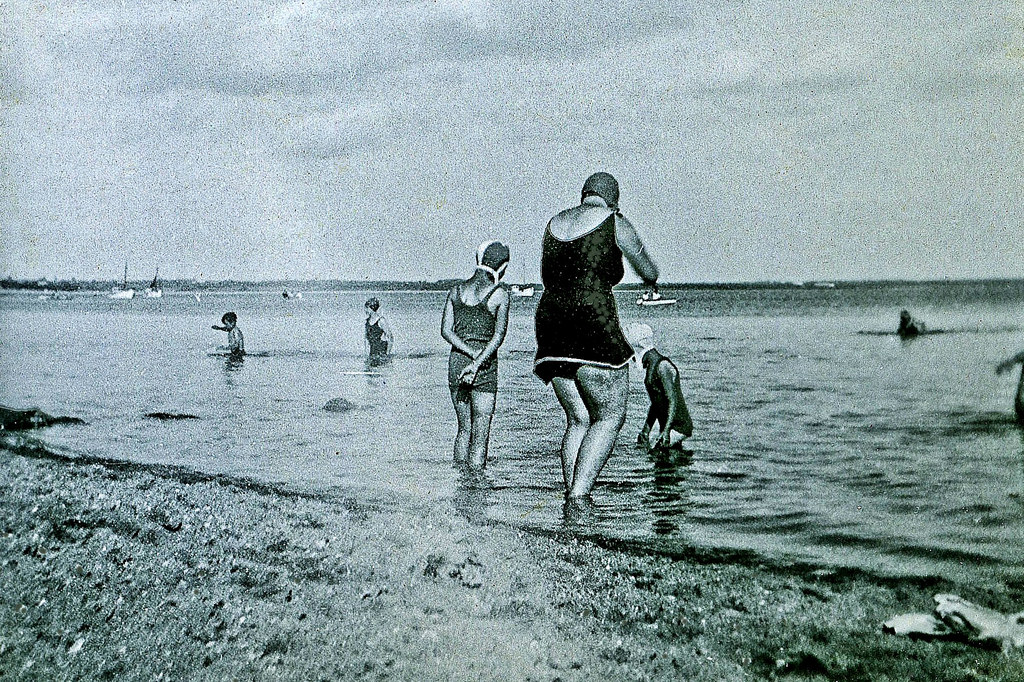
[
  {"xmin": 624, "ymin": 323, "xmax": 694, "ymax": 450},
  {"xmin": 996, "ymin": 349, "xmax": 1024, "ymax": 426},
  {"xmin": 212, "ymin": 312, "xmax": 245, "ymax": 356},
  {"xmin": 897, "ymin": 309, "xmax": 926, "ymax": 339}
]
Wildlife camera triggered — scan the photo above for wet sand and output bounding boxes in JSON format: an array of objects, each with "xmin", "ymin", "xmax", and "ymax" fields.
[{"xmin": 1, "ymin": 436, "xmax": 1023, "ymax": 681}]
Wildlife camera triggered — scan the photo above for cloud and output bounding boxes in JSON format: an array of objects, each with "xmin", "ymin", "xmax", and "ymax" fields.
[{"xmin": 2, "ymin": 0, "xmax": 1023, "ymax": 281}]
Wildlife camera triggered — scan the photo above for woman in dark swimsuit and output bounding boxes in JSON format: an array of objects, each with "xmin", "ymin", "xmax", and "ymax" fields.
[
  {"xmin": 534, "ymin": 172, "xmax": 660, "ymax": 498},
  {"xmin": 364, "ymin": 298, "xmax": 393, "ymax": 366},
  {"xmin": 441, "ymin": 241, "xmax": 511, "ymax": 467}
]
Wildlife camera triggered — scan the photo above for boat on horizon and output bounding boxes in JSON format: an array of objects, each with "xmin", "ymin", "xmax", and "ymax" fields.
[
  {"xmin": 636, "ymin": 290, "xmax": 677, "ymax": 307},
  {"xmin": 145, "ymin": 268, "xmax": 163, "ymax": 298},
  {"xmin": 511, "ymin": 284, "xmax": 535, "ymax": 297},
  {"xmin": 282, "ymin": 289, "xmax": 302, "ymax": 299},
  {"xmin": 510, "ymin": 261, "xmax": 535, "ymax": 297},
  {"xmin": 109, "ymin": 263, "xmax": 135, "ymax": 300}
]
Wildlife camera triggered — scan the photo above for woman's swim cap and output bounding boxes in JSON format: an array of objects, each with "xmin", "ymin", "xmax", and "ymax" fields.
[
  {"xmin": 365, "ymin": 297, "xmax": 380, "ymax": 311},
  {"xmin": 581, "ymin": 172, "xmax": 619, "ymax": 209},
  {"xmin": 475, "ymin": 240, "xmax": 510, "ymax": 281}
]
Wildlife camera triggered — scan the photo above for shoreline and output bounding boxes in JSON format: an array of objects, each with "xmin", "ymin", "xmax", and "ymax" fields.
[{"xmin": 2, "ymin": 437, "xmax": 1023, "ymax": 680}]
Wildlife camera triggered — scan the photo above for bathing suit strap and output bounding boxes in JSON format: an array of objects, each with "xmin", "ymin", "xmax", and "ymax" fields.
[{"xmin": 460, "ymin": 281, "xmax": 503, "ymax": 308}]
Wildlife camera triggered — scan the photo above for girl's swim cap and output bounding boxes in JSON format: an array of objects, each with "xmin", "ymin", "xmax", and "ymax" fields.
[
  {"xmin": 475, "ymin": 240, "xmax": 510, "ymax": 282},
  {"xmin": 624, "ymin": 322, "xmax": 654, "ymax": 349}
]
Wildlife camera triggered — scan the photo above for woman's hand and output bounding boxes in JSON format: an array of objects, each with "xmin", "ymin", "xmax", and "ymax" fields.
[
  {"xmin": 459, "ymin": 362, "xmax": 480, "ymax": 384},
  {"xmin": 655, "ymin": 431, "xmax": 673, "ymax": 450}
]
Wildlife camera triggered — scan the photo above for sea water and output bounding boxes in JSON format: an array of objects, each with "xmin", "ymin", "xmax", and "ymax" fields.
[{"xmin": 2, "ymin": 282, "xmax": 1023, "ymax": 588}]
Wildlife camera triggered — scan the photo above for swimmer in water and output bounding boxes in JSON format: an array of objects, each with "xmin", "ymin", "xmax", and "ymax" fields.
[
  {"xmin": 996, "ymin": 349, "xmax": 1024, "ymax": 426},
  {"xmin": 212, "ymin": 312, "xmax": 244, "ymax": 356},
  {"xmin": 441, "ymin": 240, "xmax": 511, "ymax": 467},
  {"xmin": 364, "ymin": 298, "xmax": 393, "ymax": 366},
  {"xmin": 897, "ymin": 309, "xmax": 926, "ymax": 339},
  {"xmin": 624, "ymin": 322, "xmax": 694, "ymax": 450}
]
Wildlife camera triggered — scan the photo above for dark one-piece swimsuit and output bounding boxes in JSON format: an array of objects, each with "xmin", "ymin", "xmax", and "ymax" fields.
[
  {"xmin": 366, "ymin": 318, "xmax": 388, "ymax": 363},
  {"xmin": 534, "ymin": 210, "xmax": 632, "ymax": 383},
  {"xmin": 448, "ymin": 288, "xmax": 500, "ymax": 394}
]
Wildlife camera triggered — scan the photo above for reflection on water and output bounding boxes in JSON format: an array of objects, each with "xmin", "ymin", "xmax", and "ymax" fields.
[
  {"xmin": 646, "ymin": 447, "xmax": 693, "ymax": 536},
  {"xmin": 2, "ymin": 284, "xmax": 1024, "ymax": 589},
  {"xmin": 452, "ymin": 469, "xmax": 495, "ymax": 525}
]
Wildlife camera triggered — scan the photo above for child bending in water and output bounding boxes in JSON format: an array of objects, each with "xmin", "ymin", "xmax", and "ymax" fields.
[
  {"xmin": 625, "ymin": 323, "xmax": 693, "ymax": 450},
  {"xmin": 212, "ymin": 312, "xmax": 245, "ymax": 356},
  {"xmin": 441, "ymin": 240, "xmax": 511, "ymax": 467},
  {"xmin": 996, "ymin": 349, "xmax": 1024, "ymax": 426}
]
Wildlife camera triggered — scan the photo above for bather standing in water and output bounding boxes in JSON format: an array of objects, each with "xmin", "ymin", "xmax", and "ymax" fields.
[
  {"xmin": 212, "ymin": 312, "xmax": 245, "ymax": 356},
  {"xmin": 534, "ymin": 172, "xmax": 659, "ymax": 498},
  {"xmin": 996, "ymin": 350, "xmax": 1024, "ymax": 426},
  {"xmin": 441, "ymin": 240, "xmax": 511, "ymax": 467},
  {"xmin": 364, "ymin": 297, "xmax": 393, "ymax": 366}
]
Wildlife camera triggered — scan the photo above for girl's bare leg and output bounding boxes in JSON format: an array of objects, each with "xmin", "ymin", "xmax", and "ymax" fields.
[
  {"xmin": 451, "ymin": 390, "xmax": 472, "ymax": 465},
  {"xmin": 468, "ymin": 390, "xmax": 497, "ymax": 467}
]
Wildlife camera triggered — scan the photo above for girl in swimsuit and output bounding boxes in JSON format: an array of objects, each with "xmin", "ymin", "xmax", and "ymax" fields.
[
  {"xmin": 534, "ymin": 172, "xmax": 660, "ymax": 498},
  {"xmin": 441, "ymin": 240, "xmax": 511, "ymax": 467},
  {"xmin": 364, "ymin": 298, "xmax": 393, "ymax": 366}
]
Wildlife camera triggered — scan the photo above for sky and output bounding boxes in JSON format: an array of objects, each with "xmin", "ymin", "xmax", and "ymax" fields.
[{"xmin": 2, "ymin": 0, "xmax": 1022, "ymax": 284}]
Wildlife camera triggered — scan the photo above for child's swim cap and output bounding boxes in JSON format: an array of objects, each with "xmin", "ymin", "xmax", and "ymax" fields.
[
  {"xmin": 365, "ymin": 297, "xmax": 380, "ymax": 311},
  {"xmin": 475, "ymin": 240, "xmax": 510, "ymax": 282},
  {"xmin": 624, "ymin": 322, "xmax": 654, "ymax": 349},
  {"xmin": 581, "ymin": 172, "xmax": 619, "ymax": 209},
  {"xmin": 222, "ymin": 312, "xmax": 237, "ymax": 324}
]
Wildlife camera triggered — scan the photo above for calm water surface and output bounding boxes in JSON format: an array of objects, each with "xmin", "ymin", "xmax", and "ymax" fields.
[{"xmin": 2, "ymin": 282, "xmax": 1023, "ymax": 588}]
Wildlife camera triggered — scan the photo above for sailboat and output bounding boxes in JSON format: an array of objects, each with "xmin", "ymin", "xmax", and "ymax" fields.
[
  {"xmin": 146, "ymin": 268, "xmax": 163, "ymax": 298},
  {"xmin": 109, "ymin": 263, "xmax": 136, "ymax": 299},
  {"xmin": 509, "ymin": 262, "xmax": 535, "ymax": 297}
]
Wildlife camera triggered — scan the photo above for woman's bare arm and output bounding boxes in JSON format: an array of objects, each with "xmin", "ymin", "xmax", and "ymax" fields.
[
  {"xmin": 470, "ymin": 288, "xmax": 510, "ymax": 366},
  {"xmin": 441, "ymin": 289, "xmax": 476, "ymax": 356},
  {"xmin": 614, "ymin": 214, "xmax": 659, "ymax": 285}
]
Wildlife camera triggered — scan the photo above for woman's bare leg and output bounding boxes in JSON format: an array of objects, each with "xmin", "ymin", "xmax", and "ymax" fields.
[
  {"xmin": 552, "ymin": 376, "xmax": 589, "ymax": 491},
  {"xmin": 569, "ymin": 364, "xmax": 628, "ymax": 498},
  {"xmin": 451, "ymin": 390, "xmax": 472, "ymax": 465},
  {"xmin": 468, "ymin": 390, "xmax": 497, "ymax": 467}
]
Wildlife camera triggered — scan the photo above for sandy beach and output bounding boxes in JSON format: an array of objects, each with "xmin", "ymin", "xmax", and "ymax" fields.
[{"xmin": 1, "ymin": 435, "xmax": 1022, "ymax": 681}]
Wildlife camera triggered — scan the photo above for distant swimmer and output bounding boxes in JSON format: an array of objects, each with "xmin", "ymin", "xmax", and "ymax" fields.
[
  {"xmin": 441, "ymin": 240, "xmax": 511, "ymax": 467},
  {"xmin": 898, "ymin": 309, "xmax": 927, "ymax": 339},
  {"xmin": 364, "ymin": 297, "xmax": 393, "ymax": 366},
  {"xmin": 212, "ymin": 311, "xmax": 245, "ymax": 356},
  {"xmin": 996, "ymin": 349, "xmax": 1024, "ymax": 426},
  {"xmin": 625, "ymin": 323, "xmax": 694, "ymax": 450}
]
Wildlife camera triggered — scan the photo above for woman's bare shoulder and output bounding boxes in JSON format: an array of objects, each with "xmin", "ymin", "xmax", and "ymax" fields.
[{"xmin": 548, "ymin": 205, "xmax": 615, "ymax": 241}]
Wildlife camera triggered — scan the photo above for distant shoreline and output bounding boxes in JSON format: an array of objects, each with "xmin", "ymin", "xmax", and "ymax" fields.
[{"xmin": 3, "ymin": 277, "xmax": 1024, "ymax": 293}]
